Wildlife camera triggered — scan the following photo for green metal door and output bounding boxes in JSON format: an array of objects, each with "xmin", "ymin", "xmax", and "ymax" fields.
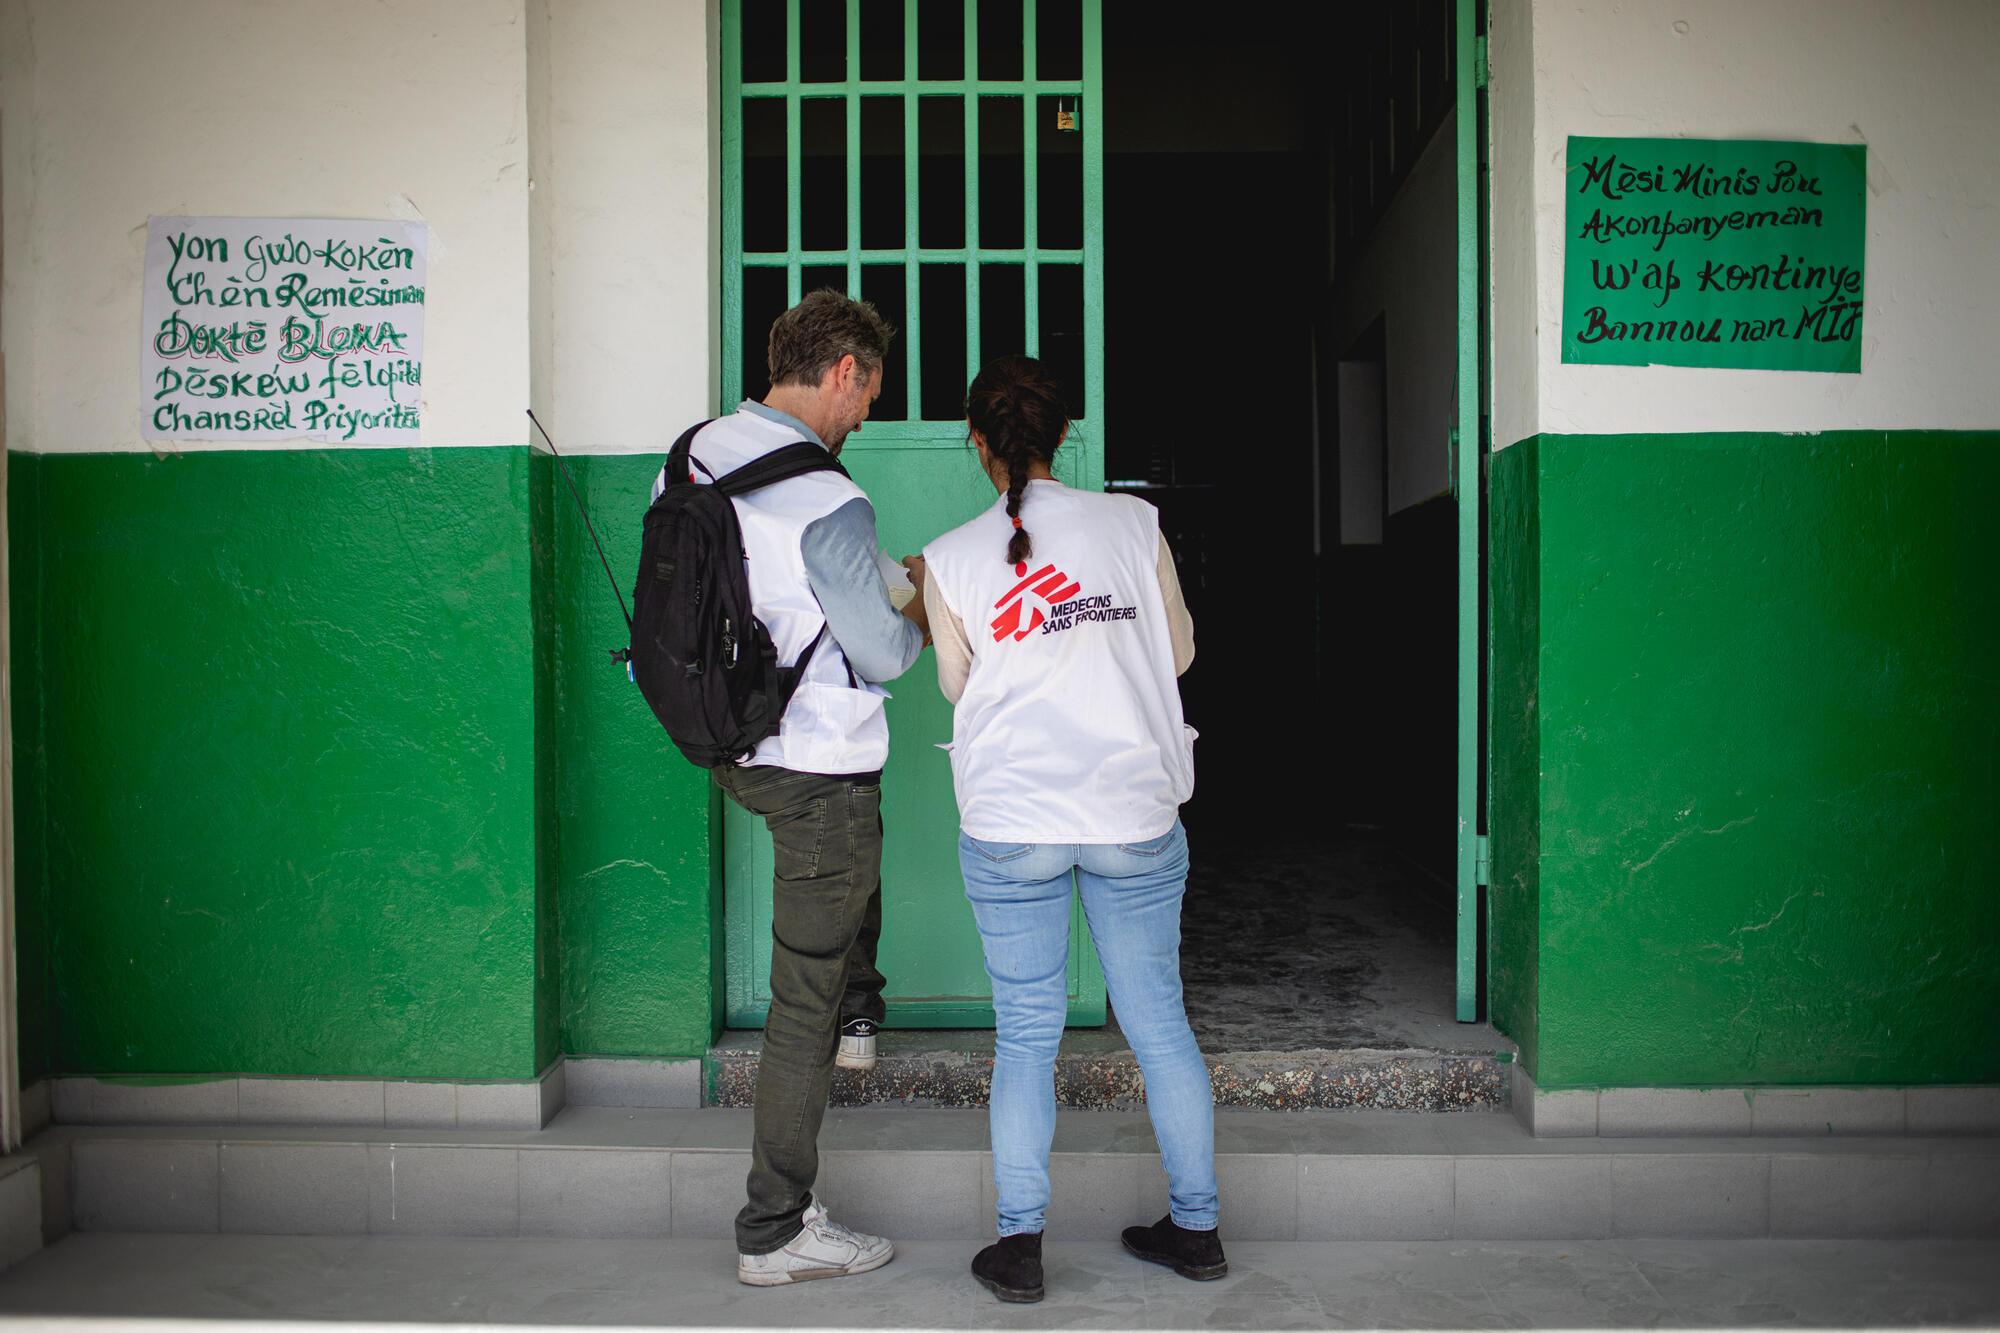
[
  {"xmin": 1454, "ymin": 0, "xmax": 1490, "ymax": 1021},
  {"xmin": 720, "ymin": 0, "xmax": 1107, "ymax": 1027}
]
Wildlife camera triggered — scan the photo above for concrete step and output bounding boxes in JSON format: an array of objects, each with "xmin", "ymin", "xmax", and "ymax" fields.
[
  {"xmin": 708, "ymin": 1029, "xmax": 1514, "ymax": 1112},
  {"xmin": 25, "ymin": 1106, "xmax": 2000, "ymax": 1245}
]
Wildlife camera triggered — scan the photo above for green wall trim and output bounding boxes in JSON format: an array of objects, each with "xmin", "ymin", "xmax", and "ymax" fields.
[{"xmin": 1495, "ymin": 430, "xmax": 2000, "ymax": 1091}]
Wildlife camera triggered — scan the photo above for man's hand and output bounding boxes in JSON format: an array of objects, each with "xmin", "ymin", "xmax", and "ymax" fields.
[{"xmin": 899, "ymin": 555, "xmax": 931, "ymax": 641}]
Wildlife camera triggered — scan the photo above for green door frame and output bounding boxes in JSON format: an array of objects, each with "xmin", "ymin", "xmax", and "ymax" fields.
[
  {"xmin": 716, "ymin": 0, "xmax": 1108, "ymax": 1029},
  {"xmin": 1453, "ymin": 0, "xmax": 1489, "ymax": 1022},
  {"xmin": 714, "ymin": 0, "xmax": 1489, "ymax": 1028}
]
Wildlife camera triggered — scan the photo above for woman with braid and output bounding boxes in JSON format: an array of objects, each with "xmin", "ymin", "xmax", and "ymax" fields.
[{"xmin": 909, "ymin": 355, "xmax": 1217, "ymax": 1304}]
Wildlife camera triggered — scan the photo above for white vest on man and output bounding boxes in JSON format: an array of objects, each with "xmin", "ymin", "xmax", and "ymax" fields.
[
  {"xmin": 667, "ymin": 408, "xmax": 891, "ymax": 775},
  {"xmin": 923, "ymin": 480, "xmax": 1195, "ymax": 843}
]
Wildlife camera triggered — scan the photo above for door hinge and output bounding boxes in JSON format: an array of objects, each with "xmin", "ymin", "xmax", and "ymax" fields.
[
  {"xmin": 1474, "ymin": 36, "xmax": 1489, "ymax": 89},
  {"xmin": 1475, "ymin": 834, "xmax": 1491, "ymax": 888}
]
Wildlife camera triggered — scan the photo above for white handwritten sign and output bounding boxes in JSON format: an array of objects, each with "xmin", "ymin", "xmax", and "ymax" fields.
[{"xmin": 141, "ymin": 216, "xmax": 427, "ymax": 444}]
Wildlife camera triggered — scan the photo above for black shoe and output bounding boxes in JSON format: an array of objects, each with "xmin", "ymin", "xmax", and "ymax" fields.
[
  {"xmin": 971, "ymin": 1233, "xmax": 1044, "ymax": 1303},
  {"xmin": 1121, "ymin": 1214, "xmax": 1228, "ymax": 1281}
]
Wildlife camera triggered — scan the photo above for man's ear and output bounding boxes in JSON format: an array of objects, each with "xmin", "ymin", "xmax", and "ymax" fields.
[{"xmin": 826, "ymin": 353, "xmax": 859, "ymax": 395}]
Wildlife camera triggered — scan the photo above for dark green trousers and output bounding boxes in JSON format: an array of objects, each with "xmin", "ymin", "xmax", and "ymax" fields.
[{"xmin": 712, "ymin": 762, "xmax": 888, "ymax": 1254}]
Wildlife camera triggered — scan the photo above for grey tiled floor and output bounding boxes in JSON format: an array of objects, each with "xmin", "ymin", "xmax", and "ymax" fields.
[{"xmin": 1, "ymin": 1233, "xmax": 1997, "ymax": 1328}]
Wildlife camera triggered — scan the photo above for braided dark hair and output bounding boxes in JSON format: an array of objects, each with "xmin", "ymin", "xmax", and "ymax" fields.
[{"xmin": 965, "ymin": 355, "xmax": 1070, "ymax": 565}]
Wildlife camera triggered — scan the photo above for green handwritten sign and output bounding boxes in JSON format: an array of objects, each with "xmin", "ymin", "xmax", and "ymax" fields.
[{"xmin": 1562, "ymin": 137, "xmax": 1866, "ymax": 372}]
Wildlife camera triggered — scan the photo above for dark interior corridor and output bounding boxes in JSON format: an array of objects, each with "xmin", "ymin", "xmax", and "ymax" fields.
[{"xmin": 1105, "ymin": 1, "xmax": 1475, "ymax": 1041}]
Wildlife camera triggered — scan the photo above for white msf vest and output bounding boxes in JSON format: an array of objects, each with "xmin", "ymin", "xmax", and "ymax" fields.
[
  {"xmin": 666, "ymin": 409, "xmax": 890, "ymax": 775},
  {"xmin": 923, "ymin": 480, "xmax": 1195, "ymax": 843}
]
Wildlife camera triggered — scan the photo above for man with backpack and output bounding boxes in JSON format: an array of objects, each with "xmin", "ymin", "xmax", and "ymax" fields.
[{"xmin": 644, "ymin": 291, "xmax": 926, "ymax": 1286}]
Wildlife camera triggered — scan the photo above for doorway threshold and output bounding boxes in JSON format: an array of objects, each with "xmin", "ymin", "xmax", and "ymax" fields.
[{"xmin": 707, "ymin": 1024, "xmax": 1514, "ymax": 1113}]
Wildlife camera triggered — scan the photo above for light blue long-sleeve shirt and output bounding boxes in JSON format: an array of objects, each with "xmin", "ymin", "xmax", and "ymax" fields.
[{"xmin": 657, "ymin": 401, "xmax": 922, "ymax": 685}]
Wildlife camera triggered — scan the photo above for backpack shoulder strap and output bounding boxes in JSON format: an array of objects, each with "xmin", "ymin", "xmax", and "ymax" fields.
[
  {"xmin": 710, "ymin": 441, "xmax": 855, "ymax": 704},
  {"xmin": 662, "ymin": 419, "xmax": 714, "ymax": 489},
  {"xmin": 713, "ymin": 442, "xmax": 851, "ymax": 497}
]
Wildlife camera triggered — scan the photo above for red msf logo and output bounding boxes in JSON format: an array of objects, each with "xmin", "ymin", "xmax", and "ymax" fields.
[{"xmin": 991, "ymin": 561, "xmax": 1082, "ymax": 642}]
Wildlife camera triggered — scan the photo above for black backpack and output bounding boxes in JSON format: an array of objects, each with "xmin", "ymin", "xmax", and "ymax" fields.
[{"xmin": 627, "ymin": 420, "xmax": 851, "ymax": 768}]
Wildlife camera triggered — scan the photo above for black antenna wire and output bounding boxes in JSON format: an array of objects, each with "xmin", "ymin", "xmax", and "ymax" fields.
[{"xmin": 527, "ymin": 409, "xmax": 635, "ymax": 648}]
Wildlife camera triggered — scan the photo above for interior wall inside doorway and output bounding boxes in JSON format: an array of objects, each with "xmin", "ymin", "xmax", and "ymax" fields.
[{"xmin": 1322, "ymin": 92, "xmax": 1462, "ymax": 881}]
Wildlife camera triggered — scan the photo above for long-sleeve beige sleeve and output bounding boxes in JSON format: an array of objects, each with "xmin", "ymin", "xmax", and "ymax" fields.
[
  {"xmin": 928, "ymin": 532, "xmax": 1194, "ymax": 705},
  {"xmin": 1157, "ymin": 533, "xmax": 1196, "ymax": 676},
  {"xmin": 926, "ymin": 563, "xmax": 976, "ymax": 705}
]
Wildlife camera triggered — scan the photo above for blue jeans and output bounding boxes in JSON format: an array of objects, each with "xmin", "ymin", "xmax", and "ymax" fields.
[{"xmin": 959, "ymin": 820, "xmax": 1218, "ymax": 1237}]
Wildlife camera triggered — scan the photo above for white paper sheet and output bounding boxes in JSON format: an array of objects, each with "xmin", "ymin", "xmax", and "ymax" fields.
[
  {"xmin": 140, "ymin": 216, "xmax": 428, "ymax": 445},
  {"xmin": 877, "ymin": 549, "xmax": 916, "ymax": 609}
]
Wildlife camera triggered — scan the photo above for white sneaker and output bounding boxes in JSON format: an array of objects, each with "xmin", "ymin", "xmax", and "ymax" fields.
[
  {"xmin": 737, "ymin": 1200, "xmax": 894, "ymax": 1286},
  {"xmin": 835, "ymin": 1017, "xmax": 878, "ymax": 1071}
]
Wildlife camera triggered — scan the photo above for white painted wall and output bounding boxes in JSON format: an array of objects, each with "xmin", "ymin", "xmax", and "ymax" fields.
[
  {"xmin": 1327, "ymin": 112, "xmax": 1457, "ymax": 513},
  {"xmin": 0, "ymin": 0, "xmax": 532, "ymax": 453},
  {"xmin": 1336, "ymin": 359, "xmax": 1386, "ymax": 544},
  {"xmin": 1486, "ymin": 0, "xmax": 1537, "ymax": 452},
  {"xmin": 532, "ymin": 0, "xmax": 718, "ymax": 455},
  {"xmin": 1491, "ymin": 0, "xmax": 2000, "ymax": 447}
]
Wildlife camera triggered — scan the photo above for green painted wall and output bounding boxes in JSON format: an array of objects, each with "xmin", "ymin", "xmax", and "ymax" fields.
[
  {"xmin": 1492, "ymin": 431, "xmax": 2000, "ymax": 1089},
  {"xmin": 1487, "ymin": 438, "xmax": 1539, "ymax": 1076},
  {"xmin": 551, "ymin": 454, "xmax": 723, "ymax": 1060},
  {"xmin": 529, "ymin": 454, "xmax": 563, "ymax": 1073},
  {"xmin": 5, "ymin": 445, "xmax": 723, "ymax": 1081},
  {"xmin": 9, "ymin": 454, "xmax": 51, "ymax": 1086},
  {"xmin": 9, "ymin": 448, "xmax": 551, "ymax": 1079}
]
